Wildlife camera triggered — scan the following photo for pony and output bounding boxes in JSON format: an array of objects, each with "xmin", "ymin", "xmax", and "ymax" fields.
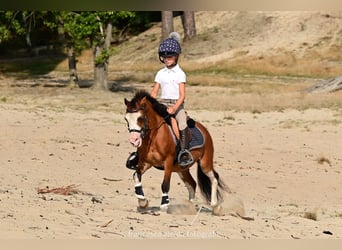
[{"xmin": 124, "ymin": 90, "xmax": 229, "ymax": 215}]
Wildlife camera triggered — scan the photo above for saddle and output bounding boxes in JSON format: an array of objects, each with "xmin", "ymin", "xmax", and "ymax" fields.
[{"xmin": 169, "ymin": 117, "xmax": 205, "ymax": 151}]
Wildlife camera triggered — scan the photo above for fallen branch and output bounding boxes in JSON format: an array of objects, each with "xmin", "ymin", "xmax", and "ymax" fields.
[
  {"xmin": 37, "ymin": 184, "xmax": 80, "ymax": 195},
  {"xmin": 99, "ymin": 219, "xmax": 114, "ymax": 228},
  {"xmin": 235, "ymin": 212, "xmax": 255, "ymax": 221},
  {"xmin": 103, "ymin": 177, "xmax": 122, "ymax": 182}
]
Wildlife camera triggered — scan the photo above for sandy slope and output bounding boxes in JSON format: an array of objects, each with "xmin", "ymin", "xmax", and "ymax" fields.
[{"xmin": 110, "ymin": 11, "xmax": 342, "ymax": 65}]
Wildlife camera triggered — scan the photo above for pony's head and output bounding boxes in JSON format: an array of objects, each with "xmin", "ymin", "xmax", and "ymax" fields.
[
  {"xmin": 124, "ymin": 91, "xmax": 147, "ymax": 147},
  {"xmin": 124, "ymin": 90, "xmax": 169, "ymax": 147}
]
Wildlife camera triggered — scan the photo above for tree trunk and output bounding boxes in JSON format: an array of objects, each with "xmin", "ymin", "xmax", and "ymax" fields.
[
  {"xmin": 93, "ymin": 45, "xmax": 107, "ymax": 90},
  {"xmin": 181, "ymin": 11, "xmax": 196, "ymax": 42},
  {"xmin": 93, "ymin": 21, "xmax": 112, "ymax": 90},
  {"xmin": 162, "ymin": 11, "xmax": 174, "ymax": 39},
  {"xmin": 57, "ymin": 17, "xmax": 65, "ymax": 49},
  {"xmin": 105, "ymin": 21, "xmax": 112, "ymax": 50},
  {"xmin": 67, "ymin": 45, "xmax": 79, "ymax": 86},
  {"xmin": 23, "ymin": 12, "xmax": 32, "ymax": 55}
]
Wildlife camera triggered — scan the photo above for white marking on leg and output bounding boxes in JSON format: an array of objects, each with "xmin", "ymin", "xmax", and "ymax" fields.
[
  {"xmin": 206, "ymin": 170, "xmax": 218, "ymax": 207},
  {"xmin": 133, "ymin": 173, "xmax": 140, "ymax": 185}
]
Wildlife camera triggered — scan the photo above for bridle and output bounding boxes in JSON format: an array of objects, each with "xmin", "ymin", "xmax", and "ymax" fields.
[
  {"xmin": 125, "ymin": 106, "xmax": 148, "ymax": 139},
  {"xmin": 126, "ymin": 105, "xmax": 166, "ymax": 140}
]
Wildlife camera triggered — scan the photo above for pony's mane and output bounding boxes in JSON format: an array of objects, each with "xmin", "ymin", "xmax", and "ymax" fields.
[{"xmin": 131, "ymin": 90, "xmax": 170, "ymax": 120}]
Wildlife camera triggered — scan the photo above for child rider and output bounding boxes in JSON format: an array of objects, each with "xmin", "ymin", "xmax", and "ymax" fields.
[{"xmin": 151, "ymin": 32, "xmax": 194, "ymax": 168}]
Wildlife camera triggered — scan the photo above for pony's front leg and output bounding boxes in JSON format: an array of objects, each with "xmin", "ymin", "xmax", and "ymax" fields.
[{"xmin": 133, "ymin": 171, "xmax": 149, "ymax": 208}]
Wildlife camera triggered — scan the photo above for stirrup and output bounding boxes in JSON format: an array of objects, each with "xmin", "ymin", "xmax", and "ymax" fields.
[{"xmin": 178, "ymin": 149, "xmax": 194, "ymax": 168}]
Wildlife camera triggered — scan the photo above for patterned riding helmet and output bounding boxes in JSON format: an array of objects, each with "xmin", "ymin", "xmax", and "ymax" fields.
[{"xmin": 158, "ymin": 37, "xmax": 182, "ymax": 57}]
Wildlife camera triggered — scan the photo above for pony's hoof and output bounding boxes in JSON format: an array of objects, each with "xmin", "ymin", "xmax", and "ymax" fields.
[
  {"xmin": 160, "ymin": 203, "xmax": 169, "ymax": 212},
  {"xmin": 138, "ymin": 199, "xmax": 149, "ymax": 209},
  {"xmin": 212, "ymin": 205, "xmax": 225, "ymax": 216}
]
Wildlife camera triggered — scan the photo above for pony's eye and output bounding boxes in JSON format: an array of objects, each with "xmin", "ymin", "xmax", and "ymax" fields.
[{"xmin": 137, "ymin": 117, "xmax": 144, "ymax": 125}]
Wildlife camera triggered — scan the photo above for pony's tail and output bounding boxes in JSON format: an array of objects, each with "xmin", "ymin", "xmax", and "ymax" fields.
[{"xmin": 197, "ymin": 163, "xmax": 229, "ymax": 204}]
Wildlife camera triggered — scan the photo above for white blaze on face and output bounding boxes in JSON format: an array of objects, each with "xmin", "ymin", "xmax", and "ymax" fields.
[{"xmin": 125, "ymin": 112, "xmax": 143, "ymax": 147}]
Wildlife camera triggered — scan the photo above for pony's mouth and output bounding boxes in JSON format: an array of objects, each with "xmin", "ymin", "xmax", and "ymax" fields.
[
  {"xmin": 129, "ymin": 132, "xmax": 142, "ymax": 147},
  {"xmin": 131, "ymin": 139, "xmax": 142, "ymax": 148}
]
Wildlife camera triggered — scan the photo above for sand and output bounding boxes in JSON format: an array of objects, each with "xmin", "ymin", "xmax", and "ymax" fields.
[{"xmin": 0, "ymin": 84, "xmax": 341, "ymax": 239}]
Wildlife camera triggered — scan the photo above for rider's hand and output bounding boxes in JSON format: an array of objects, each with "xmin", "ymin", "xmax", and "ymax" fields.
[{"xmin": 167, "ymin": 106, "xmax": 175, "ymax": 115}]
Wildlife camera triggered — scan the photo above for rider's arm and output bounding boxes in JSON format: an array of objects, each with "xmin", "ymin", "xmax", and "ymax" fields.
[
  {"xmin": 151, "ymin": 82, "xmax": 160, "ymax": 98},
  {"xmin": 168, "ymin": 82, "xmax": 185, "ymax": 114}
]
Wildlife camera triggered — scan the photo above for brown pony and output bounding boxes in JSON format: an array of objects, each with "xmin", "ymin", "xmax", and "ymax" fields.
[{"xmin": 124, "ymin": 90, "xmax": 229, "ymax": 215}]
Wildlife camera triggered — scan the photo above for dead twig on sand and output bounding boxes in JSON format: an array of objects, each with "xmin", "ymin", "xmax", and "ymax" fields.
[
  {"xmin": 37, "ymin": 184, "xmax": 80, "ymax": 195},
  {"xmin": 235, "ymin": 212, "xmax": 255, "ymax": 221},
  {"xmin": 103, "ymin": 177, "xmax": 122, "ymax": 182},
  {"xmin": 99, "ymin": 219, "xmax": 114, "ymax": 228}
]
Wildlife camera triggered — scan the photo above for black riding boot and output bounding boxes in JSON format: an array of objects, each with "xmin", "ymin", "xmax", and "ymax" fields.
[{"xmin": 178, "ymin": 128, "xmax": 194, "ymax": 168}]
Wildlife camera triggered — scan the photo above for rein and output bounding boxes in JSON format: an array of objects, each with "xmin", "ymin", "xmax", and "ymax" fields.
[{"xmin": 149, "ymin": 119, "xmax": 167, "ymax": 132}]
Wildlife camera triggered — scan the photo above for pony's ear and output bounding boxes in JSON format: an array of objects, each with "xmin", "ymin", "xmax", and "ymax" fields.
[
  {"xmin": 124, "ymin": 98, "xmax": 129, "ymax": 106},
  {"xmin": 139, "ymin": 97, "xmax": 147, "ymax": 110}
]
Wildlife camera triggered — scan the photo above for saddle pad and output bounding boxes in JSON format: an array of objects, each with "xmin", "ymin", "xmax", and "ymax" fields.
[
  {"xmin": 168, "ymin": 124, "xmax": 205, "ymax": 150},
  {"xmin": 189, "ymin": 126, "xmax": 205, "ymax": 150}
]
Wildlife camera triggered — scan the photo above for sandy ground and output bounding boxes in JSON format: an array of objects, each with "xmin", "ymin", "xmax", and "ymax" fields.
[{"xmin": 0, "ymin": 83, "xmax": 341, "ymax": 239}]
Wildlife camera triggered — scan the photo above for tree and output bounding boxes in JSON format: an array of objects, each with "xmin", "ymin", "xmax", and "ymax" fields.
[
  {"xmin": 161, "ymin": 11, "xmax": 196, "ymax": 42},
  {"xmin": 0, "ymin": 11, "xmax": 58, "ymax": 55},
  {"xmin": 44, "ymin": 11, "xmax": 81, "ymax": 86},
  {"xmin": 60, "ymin": 11, "xmax": 136, "ymax": 90},
  {"xmin": 92, "ymin": 11, "xmax": 136, "ymax": 90},
  {"xmin": 93, "ymin": 17, "xmax": 112, "ymax": 90},
  {"xmin": 0, "ymin": 11, "xmax": 32, "ymax": 49},
  {"xmin": 161, "ymin": 11, "xmax": 174, "ymax": 40},
  {"xmin": 1, "ymin": 11, "xmax": 159, "ymax": 90},
  {"xmin": 181, "ymin": 11, "xmax": 196, "ymax": 42}
]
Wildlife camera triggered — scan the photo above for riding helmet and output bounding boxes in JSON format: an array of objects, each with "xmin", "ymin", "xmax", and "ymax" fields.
[{"xmin": 158, "ymin": 32, "xmax": 182, "ymax": 59}]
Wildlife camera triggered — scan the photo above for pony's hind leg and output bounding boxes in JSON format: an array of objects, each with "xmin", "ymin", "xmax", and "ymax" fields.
[
  {"xmin": 197, "ymin": 160, "xmax": 219, "ymax": 207},
  {"xmin": 133, "ymin": 171, "xmax": 149, "ymax": 208},
  {"xmin": 205, "ymin": 170, "xmax": 219, "ymax": 207},
  {"xmin": 197, "ymin": 160, "xmax": 226, "ymax": 215},
  {"xmin": 177, "ymin": 169, "xmax": 196, "ymax": 202}
]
